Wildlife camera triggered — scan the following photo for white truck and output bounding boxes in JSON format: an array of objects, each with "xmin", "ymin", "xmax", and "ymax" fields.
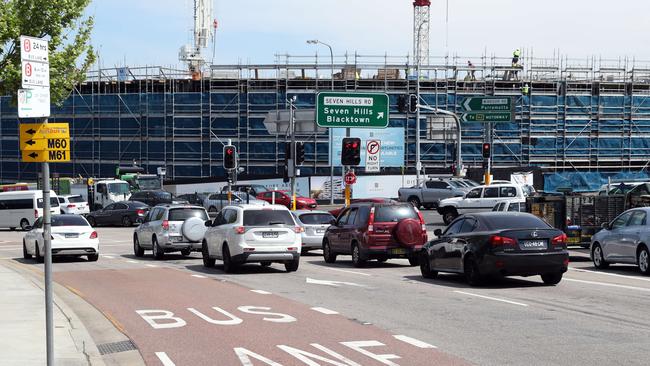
[{"xmin": 71, "ymin": 179, "xmax": 132, "ymax": 211}]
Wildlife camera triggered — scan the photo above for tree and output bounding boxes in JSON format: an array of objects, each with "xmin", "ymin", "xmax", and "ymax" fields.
[{"xmin": 0, "ymin": 0, "xmax": 95, "ymax": 105}]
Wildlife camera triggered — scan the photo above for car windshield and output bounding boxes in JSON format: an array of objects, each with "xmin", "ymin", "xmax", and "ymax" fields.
[
  {"xmin": 483, "ymin": 214, "xmax": 551, "ymax": 230},
  {"xmin": 243, "ymin": 210, "xmax": 294, "ymax": 226},
  {"xmin": 374, "ymin": 205, "xmax": 418, "ymax": 222},
  {"xmin": 67, "ymin": 195, "xmax": 85, "ymax": 203},
  {"xmin": 52, "ymin": 215, "xmax": 89, "ymax": 226},
  {"xmin": 168, "ymin": 208, "xmax": 208, "ymax": 221},
  {"xmin": 37, "ymin": 197, "xmax": 60, "ymax": 208},
  {"xmin": 299, "ymin": 213, "xmax": 334, "ymax": 225},
  {"xmin": 138, "ymin": 177, "xmax": 161, "ymax": 190},
  {"xmin": 234, "ymin": 192, "xmax": 253, "ymax": 201},
  {"xmin": 447, "ymin": 181, "xmax": 462, "ymax": 188},
  {"xmin": 108, "ymin": 183, "xmax": 130, "ymax": 194}
]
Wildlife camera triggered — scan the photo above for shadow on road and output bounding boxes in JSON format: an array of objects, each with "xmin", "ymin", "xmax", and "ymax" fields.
[
  {"xmin": 185, "ymin": 263, "xmax": 288, "ymax": 275},
  {"xmin": 119, "ymin": 253, "xmax": 199, "ymax": 262},
  {"xmin": 403, "ymin": 273, "xmax": 548, "ymax": 289},
  {"xmin": 307, "ymin": 258, "xmax": 415, "ymax": 269},
  {"xmin": 12, "ymin": 256, "xmax": 93, "ymax": 265}
]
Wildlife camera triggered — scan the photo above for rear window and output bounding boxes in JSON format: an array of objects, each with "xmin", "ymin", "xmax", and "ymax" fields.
[
  {"xmin": 37, "ymin": 197, "xmax": 60, "ymax": 208},
  {"xmin": 374, "ymin": 205, "xmax": 418, "ymax": 222},
  {"xmin": 299, "ymin": 213, "xmax": 334, "ymax": 225},
  {"xmin": 243, "ymin": 210, "xmax": 295, "ymax": 226},
  {"xmin": 483, "ymin": 214, "xmax": 551, "ymax": 230},
  {"xmin": 168, "ymin": 208, "xmax": 208, "ymax": 221},
  {"xmin": 67, "ymin": 196, "xmax": 85, "ymax": 203},
  {"xmin": 52, "ymin": 215, "xmax": 89, "ymax": 226}
]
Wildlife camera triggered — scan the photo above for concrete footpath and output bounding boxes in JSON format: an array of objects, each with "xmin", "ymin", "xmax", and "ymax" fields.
[{"xmin": 0, "ymin": 260, "xmax": 107, "ymax": 365}]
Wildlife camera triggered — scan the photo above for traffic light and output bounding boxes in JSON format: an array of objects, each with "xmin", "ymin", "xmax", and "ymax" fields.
[
  {"xmin": 282, "ymin": 164, "xmax": 289, "ymax": 183},
  {"xmin": 295, "ymin": 142, "xmax": 305, "ymax": 166},
  {"xmin": 482, "ymin": 143, "xmax": 491, "ymax": 159},
  {"xmin": 341, "ymin": 137, "xmax": 361, "ymax": 166},
  {"xmin": 284, "ymin": 141, "xmax": 291, "ymax": 164},
  {"xmin": 223, "ymin": 145, "xmax": 237, "ymax": 170},
  {"xmin": 409, "ymin": 94, "xmax": 418, "ymax": 113},
  {"xmin": 450, "ymin": 165, "xmax": 457, "ymax": 176},
  {"xmin": 397, "ymin": 95, "xmax": 408, "ymax": 113}
]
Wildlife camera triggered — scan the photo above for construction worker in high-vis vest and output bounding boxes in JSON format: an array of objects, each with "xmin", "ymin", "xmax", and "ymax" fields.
[{"xmin": 512, "ymin": 49, "xmax": 521, "ymax": 80}]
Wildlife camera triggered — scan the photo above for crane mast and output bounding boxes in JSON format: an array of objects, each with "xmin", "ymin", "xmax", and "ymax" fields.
[{"xmin": 179, "ymin": 0, "xmax": 214, "ymax": 78}]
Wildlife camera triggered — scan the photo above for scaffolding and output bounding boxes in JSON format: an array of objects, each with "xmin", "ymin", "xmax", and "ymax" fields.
[{"xmin": 2, "ymin": 52, "xmax": 650, "ymax": 183}]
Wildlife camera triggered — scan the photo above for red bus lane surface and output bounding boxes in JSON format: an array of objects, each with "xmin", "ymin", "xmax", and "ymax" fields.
[{"xmin": 55, "ymin": 267, "xmax": 468, "ymax": 366}]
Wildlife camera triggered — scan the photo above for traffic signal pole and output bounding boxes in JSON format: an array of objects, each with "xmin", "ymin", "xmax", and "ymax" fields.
[{"xmin": 345, "ymin": 127, "xmax": 350, "ymax": 207}]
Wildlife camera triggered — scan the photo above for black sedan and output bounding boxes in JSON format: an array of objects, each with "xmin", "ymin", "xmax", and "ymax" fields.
[
  {"xmin": 85, "ymin": 201, "xmax": 150, "ymax": 227},
  {"xmin": 419, "ymin": 212, "xmax": 569, "ymax": 286}
]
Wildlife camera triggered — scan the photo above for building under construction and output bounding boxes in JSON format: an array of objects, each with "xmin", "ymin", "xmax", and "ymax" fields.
[{"xmin": 1, "ymin": 52, "xmax": 650, "ymax": 190}]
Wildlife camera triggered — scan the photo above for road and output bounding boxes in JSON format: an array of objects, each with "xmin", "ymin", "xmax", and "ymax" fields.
[{"xmin": 1, "ymin": 211, "xmax": 650, "ymax": 365}]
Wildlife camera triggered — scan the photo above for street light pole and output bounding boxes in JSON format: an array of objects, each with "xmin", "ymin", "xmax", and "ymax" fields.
[
  {"xmin": 417, "ymin": 105, "xmax": 463, "ymax": 176},
  {"xmin": 415, "ymin": 20, "xmax": 428, "ymax": 183},
  {"xmin": 307, "ymin": 39, "xmax": 336, "ymax": 204}
]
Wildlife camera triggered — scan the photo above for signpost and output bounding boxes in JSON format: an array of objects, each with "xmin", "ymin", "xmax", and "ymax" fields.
[
  {"xmin": 21, "ymin": 60, "xmax": 50, "ymax": 88},
  {"xmin": 365, "ymin": 140, "xmax": 381, "ymax": 173},
  {"xmin": 18, "ymin": 88, "xmax": 50, "ymax": 118},
  {"xmin": 460, "ymin": 97, "xmax": 513, "ymax": 123},
  {"xmin": 316, "ymin": 92, "xmax": 390, "ymax": 128},
  {"xmin": 460, "ymin": 112, "xmax": 512, "ymax": 123}
]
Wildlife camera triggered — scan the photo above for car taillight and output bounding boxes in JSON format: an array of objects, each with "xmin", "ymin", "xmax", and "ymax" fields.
[
  {"xmin": 34, "ymin": 210, "xmax": 38, "ymax": 219},
  {"xmin": 162, "ymin": 220, "xmax": 169, "ymax": 230},
  {"xmin": 89, "ymin": 231, "xmax": 98, "ymax": 239},
  {"xmin": 136, "ymin": 209, "xmax": 146, "ymax": 216},
  {"xmin": 367, "ymin": 207, "xmax": 375, "ymax": 233},
  {"xmin": 234, "ymin": 226, "xmax": 245, "ymax": 234},
  {"xmin": 67, "ymin": 204, "xmax": 76, "ymax": 208},
  {"xmin": 294, "ymin": 226, "xmax": 304, "ymax": 233},
  {"xmin": 489, "ymin": 235, "xmax": 517, "ymax": 247},
  {"xmin": 415, "ymin": 208, "xmax": 427, "ymax": 232},
  {"xmin": 552, "ymin": 233, "xmax": 567, "ymax": 246}
]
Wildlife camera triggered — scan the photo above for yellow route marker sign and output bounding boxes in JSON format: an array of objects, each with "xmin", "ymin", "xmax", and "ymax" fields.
[
  {"xmin": 21, "ymin": 137, "xmax": 69, "ymax": 151},
  {"xmin": 19, "ymin": 123, "xmax": 69, "ymax": 144},
  {"xmin": 21, "ymin": 149, "xmax": 70, "ymax": 163}
]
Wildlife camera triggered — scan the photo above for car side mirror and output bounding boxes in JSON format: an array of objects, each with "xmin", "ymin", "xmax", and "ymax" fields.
[
  {"xmin": 601, "ymin": 222, "xmax": 609, "ymax": 230},
  {"xmin": 434, "ymin": 228, "xmax": 443, "ymax": 237},
  {"xmin": 205, "ymin": 220, "xmax": 212, "ymax": 227},
  {"xmin": 329, "ymin": 219, "xmax": 337, "ymax": 226}
]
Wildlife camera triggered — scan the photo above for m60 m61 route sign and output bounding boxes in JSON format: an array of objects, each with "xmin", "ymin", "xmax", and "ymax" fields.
[{"xmin": 316, "ymin": 92, "xmax": 389, "ymax": 128}]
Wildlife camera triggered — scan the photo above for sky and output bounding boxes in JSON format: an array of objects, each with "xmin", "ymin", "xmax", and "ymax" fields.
[{"xmin": 86, "ymin": 0, "xmax": 650, "ymax": 69}]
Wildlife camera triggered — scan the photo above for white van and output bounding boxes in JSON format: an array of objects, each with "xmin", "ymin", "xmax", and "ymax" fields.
[{"xmin": 0, "ymin": 191, "xmax": 61, "ymax": 230}]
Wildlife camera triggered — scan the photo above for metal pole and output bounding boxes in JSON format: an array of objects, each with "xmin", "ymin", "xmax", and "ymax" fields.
[
  {"xmin": 415, "ymin": 20, "xmax": 428, "ymax": 183},
  {"xmin": 325, "ymin": 42, "xmax": 335, "ymax": 205},
  {"xmin": 42, "ymin": 118, "xmax": 53, "ymax": 366},
  {"xmin": 416, "ymin": 105, "xmax": 463, "ymax": 177},
  {"xmin": 227, "ymin": 138, "xmax": 232, "ymax": 204},
  {"xmin": 289, "ymin": 97, "xmax": 297, "ymax": 210}
]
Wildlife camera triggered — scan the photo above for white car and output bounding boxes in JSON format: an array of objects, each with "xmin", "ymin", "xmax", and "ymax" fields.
[
  {"xmin": 58, "ymin": 195, "xmax": 90, "ymax": 215},
  {"xmin": 23, "ymin": 214, "xmax": 99, "ymax": 262},
  {"xmin": 201, "ymin": 204, "xmax": 301, "ymax": 273},
  {"xmin": 492, "ymin": 199, "xmax": 526, "ymax": 212},
  {"xmin": 203, "ymin": 192, "xmax": 268, "ymax": 214},
  {"xmin": 437, "ymin": 184, "xmax": 526, "ymax": 225},
  {"xmin": 291, "ymin": 210, "xmax": 335, "ymax": 253}
]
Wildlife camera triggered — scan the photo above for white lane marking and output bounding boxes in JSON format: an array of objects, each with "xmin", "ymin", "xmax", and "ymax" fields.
[
  {"xmin": 570, "ymin": 267, "xmax": 650, "ymax": 282},
  {"xmin": 251, "ymin": 290, "xmax": 271, "ymax": 295},
  {"xmin": 0, "ymin": 247, "xmax": 21, "ymax": 251},
  {"xmin": 453, "ymin": 290, "xmax": 529, "ymax": 307},
  {"xmin": 102, "ymin": 255, "xmax": 115, "ymax": 259},
  {"xmin": 192, "ymin": 274, "xmax": 207, "ymax": 279},
  {"xmin": 311, "ymin": 307, "xmax": 339, "ymax": 315},
  {"xmin": 325, "ymin": 267, "xmax": 372, "ymax": 277},
  {"xmin": 126, "ymin": 260, "xmax": 138, "ymax": 264},
  {"xmin": 100, "ymin": 244, "xmax": 132, "ymax": 247},
  {"xmin": 306, "ymin": 277, "xmax": 367, "ymax": 287},
  {"xmin": 146, "ymin": 264, "xmax": 159, "ymax": 268},
  {"xmin": 393, "ymin": 335, "xmax": 437, "ymax": 349},
  {"xmin": 155, "ymin": 352, "xmax": 176, "ymax": 366},
  {"xmin": 564, "ymin": 278, "xmax": 650, "ymax": 293}
]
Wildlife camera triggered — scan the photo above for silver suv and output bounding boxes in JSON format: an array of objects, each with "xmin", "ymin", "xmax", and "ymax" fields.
[{"xmin": 133, "ymin": 204, "xmax": 209, "ymax": 259}]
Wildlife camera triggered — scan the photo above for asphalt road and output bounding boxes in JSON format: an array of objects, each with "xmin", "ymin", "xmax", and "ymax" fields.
[{"xmin": 2, "ymin": 211, "xmax": 650, "ymax": 365}]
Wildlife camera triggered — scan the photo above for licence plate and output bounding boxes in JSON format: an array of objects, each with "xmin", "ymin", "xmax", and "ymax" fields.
[
  {"xmin": 316, "ymin": 229, "xmax": 325, "ymax": 234},
  {"xmin": 65, "ymin": 233, "xmax": 78, "ymax": 238},
  {"xmin": 520, "ymin": 240, "xmax": 547, "ymax": 250},
  {"xmin": 171, "ymin": 236, "xmax": 183, "ymax": 242},
  {"xmin": 566, "ymin": 236, "xmax": 580, "ymax": 244},
  {"xmin": 390, "ymin": 248, "xmax": 406, "ymax": 255},
  {"xmin": 262, "ymin": 232, "xmax": 279, "ymax": 239}
]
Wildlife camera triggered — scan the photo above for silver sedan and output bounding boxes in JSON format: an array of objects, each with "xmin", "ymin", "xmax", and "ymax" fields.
[
  {"xmin": 591, "ymin": 207, "xmax": 650, "ymax": 275},
  {"xmin": 292, "ymin": 210, "xmax": 335, "ymax": 253}
]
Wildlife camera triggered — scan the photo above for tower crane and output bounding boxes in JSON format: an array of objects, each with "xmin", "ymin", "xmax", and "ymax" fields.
[{"xmin": 179, "ymin": 0, "xmax": 215, "ymax": 79}]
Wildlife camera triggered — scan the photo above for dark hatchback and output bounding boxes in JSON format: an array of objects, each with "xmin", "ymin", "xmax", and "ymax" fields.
[
  {"xmin": 323, "ymin": 203, "xmax": 427, "ymax": 267},
  {"xmin": 85, "ymin": 201, "xmax": 150, "ymax": 227},
  {"xmin": 129, "ymin": 190, "xmax": 187, "ymax": 207},
  {"xmin": 419, "ymin": 212, "xmax": 569, "ymax": 286}
]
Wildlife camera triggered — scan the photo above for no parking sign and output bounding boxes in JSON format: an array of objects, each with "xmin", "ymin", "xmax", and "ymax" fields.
[{"xmin": 365, "ymin": 140, "xmax": 381, "ymax": 173}]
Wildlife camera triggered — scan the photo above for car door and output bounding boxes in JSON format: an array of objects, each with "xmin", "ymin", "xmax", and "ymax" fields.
[
  {"xmin": 481, "ymin": 187, "xmax": 500, "ymax": 210},
  {"xmin": 603, "ymin": 211, "xmax": 633, "ymax": 261},
  {"xmin": 618, "ymin": 210, "xmax": 646, "ymax": 263},
  {"xmin": 329, "ymin": 208, "xmax": 351, "ymax": 252},
  {"xmin": 338, "ymin": 208, "xmax": 358, "ymax": 253},
  {"xmin": 209, "ymin": 210, "xmax": 229, "ymax": 258},
  {"xmin": 448, "ymin": 217, "xmax": 478, "ymax": 271},
  {"xmin": 25, "ymin": 217, "xmax": 42, "ymax": 254},
  {"xmin": 430, "ymin": 218, "xmax": 465, "ymax": 271},
  {"xmin": 138, "ymin": 209, "xmax": 155, "ymax": 247},
  {"xmin": 459, "ymin": 187, "xmax": 483, "ymax": 214},
  {"xmin": 95, "ymin": 203, "xmax": 115, "ymax": 225}
]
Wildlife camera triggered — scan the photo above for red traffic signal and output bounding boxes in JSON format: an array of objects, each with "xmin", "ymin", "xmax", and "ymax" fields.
[
  {"xmin": 223, "ymin": 145, "xmax": 237, "ymax": 170},
  {"xmin": 341, "ymin": 137, "xmax": 361, "ymax": 166},
  {"xmin": 482, "ymin": 143, "xmax": 491, "ymax": 159}
]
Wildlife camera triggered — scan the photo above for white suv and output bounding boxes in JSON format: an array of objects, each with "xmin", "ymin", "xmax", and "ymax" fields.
[
  {"xmin": 437, "ymin": 184, "xmax": 526, "ymax": 225},
  {"xmin": 58, "ymin": 195, "xmax": 90, "ymax": 215},
  {"xmin": 201, "ymin": 204, "xmax": 301, "ymax": 273}
]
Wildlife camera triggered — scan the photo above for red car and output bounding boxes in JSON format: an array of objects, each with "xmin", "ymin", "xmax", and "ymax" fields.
[
  {"xmin": 257, "ymin": 190, "xmax": 318, "ymax": 210},
  {"xmin": 323, "ymin": 202, "xmax": 428, "ymax": 267},
  {"xmin": 329, "ymin": 198, "xmax": 398, "ymax": 218}
]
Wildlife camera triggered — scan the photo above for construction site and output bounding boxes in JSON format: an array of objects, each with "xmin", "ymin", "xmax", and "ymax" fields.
[{"xmin": 1, "ymin": 0, "xmax": 650, "ymax": 191}]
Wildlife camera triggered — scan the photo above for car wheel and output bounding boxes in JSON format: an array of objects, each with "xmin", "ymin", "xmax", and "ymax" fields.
[
  {"xmin": 408, "ymin": 255, "xmax": 419, "ymax": 266},
  {"xmin": 20, "ymin": 219, "xmax": 30, "ymax": 231},
  {"xmin": 541, "ymin": 272, "xmax": 563, "ymax": 285},
  {"xmin": 133, "ymin": 235, "xmax": 144, "ymax": 257},
  {"xmin": 323, "ymin": 239, "xmax": 337, "ymax": 263},
  {"xmin": 35, "ymin": 243, "xmax": 44, "ymax": 263},
  {"xmin": 222, "ymin": 244, "xmax": 237, "ymax": 273},
  {"xmin": 23, "ymin": 240, "xmax": 32, "ymax": 259},
  {"xmin": 202, "ymin": 241, "xmax": 215, "ymax": 268},
  {"xmin": 408, "ymin": 196, "xmax": 421, "ymax": 208},
  {"xmin": 122, "ymin": 216, "xmax": 133, "ymax": 227},
  {"xmin": 443, "ymin": 209, "xmax": 458, "ymax": 226},
  {"xmin": 260, "ymin": 261, "xmax": 272, "ymax": 267},
  {"xmin": 351, "ymin": 243, "xmax": 366, "ymax": 268},
  {"xmin": 464, "ymin": 256, "xmax": 484, "ymax": 286},
  {"xmin": 152, "ymin": 237, "xmax": 164, "ymax": 260},
  {"xmin": 592, "ymin": 243, "xmax": 609, "ymax": 269},
  {"xmin": 87, "ymin": 253, "xmax": 99, "ymax": 262},
  {"xmin": 87, "ymin": 216, "xmax": 97, "ymax": 227},
  {"xmin": 285, "ymin": 258, "xmax": 299, "ymax": 272},
  {"xmin": 638, "ymin": 246, "xmax": 650, "ymax": 275},
  {"xmin": 181, "ymin": 248, "xmax": 191, "ymax": 256},
  {"xmin": 419, "ymin": 251, "xmax": 437, "ymax": 279}
]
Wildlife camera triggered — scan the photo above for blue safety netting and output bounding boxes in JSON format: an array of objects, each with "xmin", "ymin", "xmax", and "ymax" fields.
[{"xmin": 544, "ymin": 171, "xmax": 650, "ymax": 192}]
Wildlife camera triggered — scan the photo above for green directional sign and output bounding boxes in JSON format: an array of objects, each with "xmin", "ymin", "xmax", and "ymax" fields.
[
  {"xmin": 316, "ymin": 92, "xmax": 389, "ymax": 128},
  {"xmin": 460, "ymin": 97, "xmax": 514, "ymax": 123}
]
